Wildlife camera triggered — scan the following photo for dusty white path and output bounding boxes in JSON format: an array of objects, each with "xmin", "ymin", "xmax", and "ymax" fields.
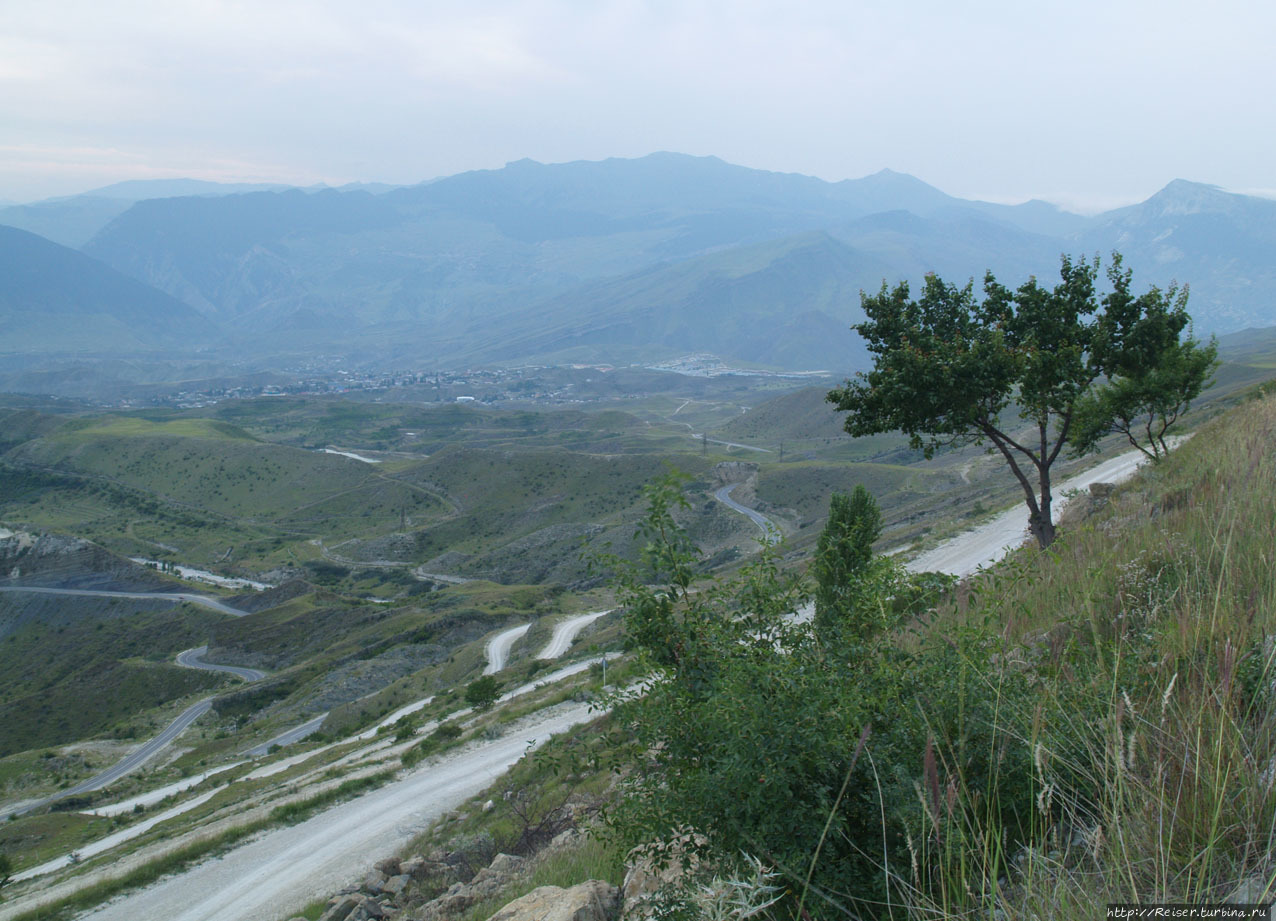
[
  {"xmin": 906, "ymin": 448, "xmax": 1152, "ymax": 577},
  {"xmin": 321, "ymin": 448, "xmax": 381, "ymax": 464},
  {"xmin": 14, "ymin": 789, "xmax": 222, "ymax": 884},
  {"xmin": 482, "ymin": 623, "xmax": 531, "ymax": 674},
  {"xmin": 536, "ymin": 610, "xmax": 611, "ymax": 659},
  {"xmin": 89, "ymin": 763, "xmax": 245, "ymax": 817},
  {"xmin": 66, "ymin": 702, "xmax": 596, "ymax": 921}
]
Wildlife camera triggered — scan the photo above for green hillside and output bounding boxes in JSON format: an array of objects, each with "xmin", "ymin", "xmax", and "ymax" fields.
[
  {"xmin": 3, "ymin": 415, "xmax": 450, "ymax": 548},
  {"xmin": 571, "ymin": 385, "xmax": 1276, "ymax": 920},
  {"xmin": 0, "ymin": 602, "xmax": 228, "ymax": 755}
]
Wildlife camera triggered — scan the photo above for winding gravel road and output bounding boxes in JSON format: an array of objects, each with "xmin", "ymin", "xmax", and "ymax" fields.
[
  {"xmin": 536, "ymin": 610, "xmax": 611, "ymax": 659},
  {"xmin": 7, "ymin": 698, "xmax": 215, "ymax": 818},
  {"xmin": 0, "ymin": 585, "xmax": 251, "ymax": 618},
  {"xmin": 73, "ymin": 702, "xmax": 599, "ymax": 921},
  {"xmin": 906, "ymin": 448, "xmax": 1153, "ymax": 577},
  {"xmin": 0, "ymin": 588, "xmax": 258, "ymax": 818},
  {"xmin": 482, "ymin": 622, "xmax": 531, "ymax": 674},
  {"xmin": 246, "ymin": 714, "xmax": 329, "ymax": 757}
]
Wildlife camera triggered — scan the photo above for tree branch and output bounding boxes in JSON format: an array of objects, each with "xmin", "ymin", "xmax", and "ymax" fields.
[{"xmin": 981, "ymin": 425, "xmax": 1042, "ymax": 519}]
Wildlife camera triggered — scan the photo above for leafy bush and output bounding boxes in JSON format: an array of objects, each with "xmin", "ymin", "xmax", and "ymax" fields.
[
  {"xmin": 402, "ymin": 722, "xmax": 464, "ymax": 768},
  {"xmin": 603, "ymin": 474, "xmax": 1039, "ymax": 917},
  {"xmin": 465, "ymin": 676, "xmax": 501, "ymax": 712}
]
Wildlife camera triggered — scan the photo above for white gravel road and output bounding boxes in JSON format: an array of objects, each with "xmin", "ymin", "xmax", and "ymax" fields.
[
  {"xmin": 482, "ymin": 623, "xmax": 531, "ymax": 674},
  {"xmin": 906, "ymin": 448, "xmax": 1151, "ymax": 577},
  {"xmin": 536, "ymin": 610, "xmax": 611, "ymax": 659},
  {"xmin": 14, "ymin": 789, "xmax": 222, "ymax": 884},
  {"xmin": 71, "ymin": 702, "xmax": 597, "ymax": 921}
]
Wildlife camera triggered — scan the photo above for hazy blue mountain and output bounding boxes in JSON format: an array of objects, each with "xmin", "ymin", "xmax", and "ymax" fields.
[
  {"xmin": 831, "ymin": 209, "xmax": 1066, "ymax": 285},
  {"xmin": 83, "ymin": 189, "xmax": 405, "ymax": 321},
  {"xmin": 957, "ymin": 198, "xmax": 1094, "ymax": 238},
  {"xmin": 1074, "ymin": 180, "xmax": 1276, "ymax": 331},
  {"xmin": 0, "ymin": 197, "xmax": 138, "ymax": 249},
  {"xmin": 0, "ymin": 225, "xmax": 223, "ymax": 354},
  {"xmin": 68, "ymin": 178, "xmax": 295, "ymax": 200},
  {"xmin": 37, "ymin": 154, "xmax": 1276, "ymax": 374},
  {"xmin": 468, "ymin": 232, "xmax": 886, "ymax": 371},
  {"xmin": 324, "ymin": 181, "xmax": 402, "ymax": 195},
  {"xmin": 83, "ymin": 153, "xmax": 1085, "ymax": 339},
  {"xmin": 0, "ymin": 179, "xmax": 297, "ymax": 248}
]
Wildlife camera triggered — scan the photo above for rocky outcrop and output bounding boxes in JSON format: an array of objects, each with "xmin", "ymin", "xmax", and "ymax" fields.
[
  {"xmin": 0, "ymin": 529, "xmax": 166, "ymax": 591},
  {"xmin": 711, "ymin": 461, "xmax": 758, "ymax": 487},
  {"xmin": 226, "ymin": 577, "xmax": 315, "ymax": 613},
  {"xmin": 417, "ymin": 853, "xmax": 527, "ymax": 921},
  {"xmin": 486, "ymin": 881, "xmax": 619, "ymax": 921},
  {"xmin": 309, "ymin": 825, "xmax": 614, "ymax": 921}
]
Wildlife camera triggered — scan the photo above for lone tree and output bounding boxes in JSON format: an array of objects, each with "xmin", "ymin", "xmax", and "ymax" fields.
[
  {"xmin": 827, "ymin": 253, "xmax": 1215, "ymax": 549},
  {"xmin": 464, "ymin": 675, "xmax": 501, "ymax": 712}
]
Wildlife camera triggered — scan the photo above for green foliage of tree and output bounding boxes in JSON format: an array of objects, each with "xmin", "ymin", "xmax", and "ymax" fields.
[
  {"xmin": 812, "ymin": 486, "xmax": 882, "ymax": 643},
  {"xmin": 605, "ymin": 474, "xmax": 1035, "ymax": 917},
  {"xmin": 1070, "ymin": 264, "xmax": 1218, "ymax": 460},
  {"xmin": 827, "ymin": 253, "xmax": 1213, "ymax": 548},
  {"xmin": 464, "ymin": 675, "xmax": 501, "ymax": 712}
]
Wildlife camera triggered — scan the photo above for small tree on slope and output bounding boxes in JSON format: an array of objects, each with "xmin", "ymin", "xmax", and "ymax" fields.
[
  {"xmin": 812, "ymin": 486, "xmax": 882, "ymax": 643},
  {"xmin": 827, "ymin": 252, "xmax": 1214, "ymax": 549}
]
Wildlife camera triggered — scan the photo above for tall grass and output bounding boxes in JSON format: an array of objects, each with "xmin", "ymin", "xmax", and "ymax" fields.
[{"xmin": 904, "ymin": 393, "xmax": 1276, "ymax": 917}]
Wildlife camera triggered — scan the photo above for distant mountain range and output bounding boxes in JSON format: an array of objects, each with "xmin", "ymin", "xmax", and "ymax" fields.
[
  {"xmin": 2, "ymin": 153, "xmax": 1273, "ymax": 375},
  {"xmin": 0, "ymin": 225, "xmax": 220, "ymax": 354}
]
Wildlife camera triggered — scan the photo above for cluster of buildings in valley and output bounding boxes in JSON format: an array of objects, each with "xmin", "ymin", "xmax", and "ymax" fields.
[
  {"xmin": 126, "ymin": 363, "xmax": 609, "ymax": 409},
  {"xmin": 107, "ymin": 354, "xmax": 827, "ymax": 410}
]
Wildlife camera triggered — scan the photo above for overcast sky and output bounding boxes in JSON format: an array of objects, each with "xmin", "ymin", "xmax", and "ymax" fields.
[{"xmin": 2, "ymin": 0, "xmax": 1272, "ymax": 211}]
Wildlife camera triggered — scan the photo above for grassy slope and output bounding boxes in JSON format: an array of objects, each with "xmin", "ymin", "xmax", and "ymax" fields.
[
  {"xmin": 196, "ymin": 397, "xmax": 657, "ymax": 455},
  {"xmin": 5, "ymin": 416, "xmax": 447, "ymax": 528},
  {"xmin": 908, "ymin": 388, "xmax": 1276, "ymax": 914},
  {"xmin": 0, "ymin": 603, "xmax": 228, "ymax": 755},
  {"xmin": 399, "ymin": 447, "xmax": 714, "ymax": 579}
]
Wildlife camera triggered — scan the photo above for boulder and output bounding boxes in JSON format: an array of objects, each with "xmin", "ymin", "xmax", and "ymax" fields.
[
  {"xmin": 375, "ymin": 857, "xmax": 403, "ymax": 876},
  {"xmin": 488, "ymin": 853, "xmax": 525, "ymax": 876},
  {"xmin": 363, "ymin": 869, "xmax": 389, "ymax": 894},
  {"xmin": 399, "ymin": 855, "xmax": 451, "ymax": 883},
  {"xmin": 399, "ymin": 856, "xmax": 428, "ymax": 880},
  {"xmin": 485, "ymin": 881, "xmax": 620, "ymax": 921},
  {"xmin": 546, "ymin": 828, "xmax": 582, "ymax": 853},
  {"xmin": 467, "ymin": 852, "xmax": 526, "ymax": 897},
  {"xmin": 383, "ymin": 874, "xmax": 413, "ymax": 899},
  {"xmin": 319, "ymin": 894, "xmax": 367, "ymax": 921},
  {"xmin": 420, "ymin": 891, "xmax": 478, "ymax": 920}
]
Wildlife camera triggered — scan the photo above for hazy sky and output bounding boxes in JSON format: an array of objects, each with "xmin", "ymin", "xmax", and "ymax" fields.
[{"xmin": 2, "ymin": 0, "xmax": 1273, "ymax": 211}]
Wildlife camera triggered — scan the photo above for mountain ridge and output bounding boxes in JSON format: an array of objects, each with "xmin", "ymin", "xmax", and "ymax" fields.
[{"xmin": 4, "ymin": 154, "xmax": 1274, "ymax": 378}]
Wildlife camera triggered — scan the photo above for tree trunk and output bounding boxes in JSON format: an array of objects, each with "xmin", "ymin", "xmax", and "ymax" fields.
[{"xmin": 1028, "ymin": 506, "xmax": 1056, "ymax": 549}]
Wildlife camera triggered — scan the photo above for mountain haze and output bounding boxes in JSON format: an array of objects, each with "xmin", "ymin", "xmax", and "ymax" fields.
[
  {"xmin": 0, "ymin": 226, "xmax": 222, "ymax": 354},
  {"xmin": 3, "ymin": 154, "xmax": 1274, "ymax": 380}
]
